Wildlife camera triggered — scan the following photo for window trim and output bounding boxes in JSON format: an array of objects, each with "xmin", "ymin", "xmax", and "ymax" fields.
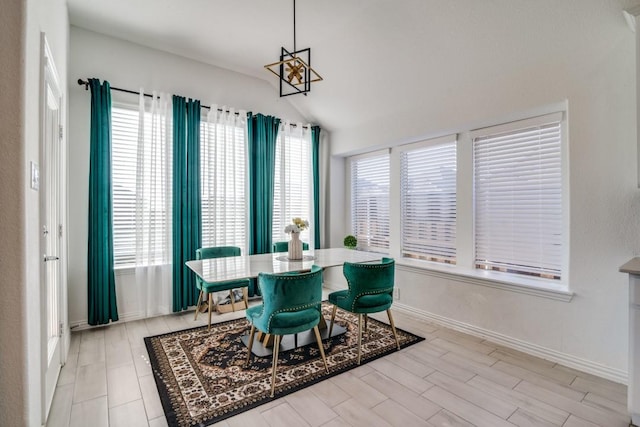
[
  {"xmin": 470, "ymin": 111, "xmax": 569, "ymax": 284},
  {"xmin": 272, "ymin": 123, "xmax": 314, "ymax": 247},
  {"xmin": 347, "ymin": 148, "xmax": 391, "ymax": 253},
  {"xmin": 397, "ymin": 134, "xmax": 458, "ymax": 264}
]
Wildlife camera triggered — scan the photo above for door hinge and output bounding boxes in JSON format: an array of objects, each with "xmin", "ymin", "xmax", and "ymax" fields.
[
  {"xmin": 59, "ymin": 125, "xmax": 63, "ymax": 140},
  {"xmin": 59, "ymin": 224, "xmax": 63, "ymax": 237},
  {"xmin": 59, "ymin": 322, "xmax": 64, "ymax": 336}
]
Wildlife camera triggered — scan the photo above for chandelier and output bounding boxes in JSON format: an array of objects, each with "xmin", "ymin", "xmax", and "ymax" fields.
[{"xmin": 264, "ymin": 0, "xmax": 323, "ymax": 97}]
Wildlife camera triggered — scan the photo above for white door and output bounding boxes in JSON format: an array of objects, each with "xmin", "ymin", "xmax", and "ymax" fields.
[{"xmin": 41, "ymin": 34, "xmax": 64, "ymax": 419}]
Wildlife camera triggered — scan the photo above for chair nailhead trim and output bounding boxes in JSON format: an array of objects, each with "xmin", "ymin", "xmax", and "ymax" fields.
[
  {"xmin": 267, "ymin": 302, "xmax": 321, "ymax": 330},
  {"xmin": 255, "ymin": 269, "xmax": 322, "ymax": 332}
]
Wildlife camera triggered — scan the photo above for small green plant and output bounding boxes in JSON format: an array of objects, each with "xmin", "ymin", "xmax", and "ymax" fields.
[{"xmin": 343, "ymin": 235, "xmax": 357, "ymax": 249}]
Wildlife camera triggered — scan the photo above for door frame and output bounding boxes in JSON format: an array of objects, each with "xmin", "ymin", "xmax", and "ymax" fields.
[{"xmin": 39, "ymin": 32, "xmax": 67, "ymax": 423}]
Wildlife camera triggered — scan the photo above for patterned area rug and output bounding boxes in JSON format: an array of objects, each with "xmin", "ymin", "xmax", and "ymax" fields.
[{"xmin": 144, "ymin": 302, "xmax": 423, "ymax": 427}]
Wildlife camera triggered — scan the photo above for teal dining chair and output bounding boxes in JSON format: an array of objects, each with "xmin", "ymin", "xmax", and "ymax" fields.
[
  {"xmin": 195, "ymin": 246, "xmax": 251, "ymax": 330},
  {"xmin": 245, "ymin": 265, "xmax": 329, "ymax": 397},
  {"xmin": 272, "ymin": 241, "xmax": 309, "ymax": 253},
  {"xmin": 327, "ymin": 257, "xmax": 400, "ymax": 365}
]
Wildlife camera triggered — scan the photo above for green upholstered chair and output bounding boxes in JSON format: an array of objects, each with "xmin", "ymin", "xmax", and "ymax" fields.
[
  {"xmin": 245, "ymin": 265, "xmax": 329, "ymax": 397},
  {"xmin": 194, "ymin": 246, "xmax": 251, "ymax": 330},
  {"xmin": 328, "ymin": 257, "xmax": 400, "ymax": 365},
  {"xmin": 272, "ymin": 241, "xmax": 309, "ymax": 253}
]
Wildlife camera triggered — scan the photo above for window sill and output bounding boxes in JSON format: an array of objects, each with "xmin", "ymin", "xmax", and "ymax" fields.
[{"xmin": 395, "ymin": 257, "xmax": 573, "ymax": 302}]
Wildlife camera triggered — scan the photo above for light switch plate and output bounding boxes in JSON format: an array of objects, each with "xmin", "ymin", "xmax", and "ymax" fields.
[{"xmin": 30, "ymin": 161, "xmax": 39, "ymax": 191}]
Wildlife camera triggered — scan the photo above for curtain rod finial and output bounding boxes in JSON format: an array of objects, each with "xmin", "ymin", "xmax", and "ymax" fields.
[{"xmin": 77, "ymin": 78, "xmax": 89, "ymax": 90}]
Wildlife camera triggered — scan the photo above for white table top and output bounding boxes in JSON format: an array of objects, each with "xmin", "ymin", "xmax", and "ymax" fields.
[{"xmin": 185, "ymin": 247, "xmax": 384, "ymax": 283}]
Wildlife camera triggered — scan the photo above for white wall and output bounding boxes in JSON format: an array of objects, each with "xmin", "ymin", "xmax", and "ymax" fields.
[
  {"xmin": 328, "ymin": 1, "xmax": 640, "ymax": 379},
  {"xmin": 67, "ymin": 27, "xmax": 309, "ymax": 327},
  {"xmin": 0, "ymin": 0, "xmax": 69, "ymax": 425}
]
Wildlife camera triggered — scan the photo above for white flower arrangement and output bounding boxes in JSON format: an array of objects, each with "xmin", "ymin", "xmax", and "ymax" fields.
[{"xmin": 284, "ymin": 217, "xmax": 309, "ymax": 234}]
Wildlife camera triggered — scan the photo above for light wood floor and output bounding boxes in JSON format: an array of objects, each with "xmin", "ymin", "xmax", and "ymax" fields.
[{"xmin": 46, "ymin": 301, "xmax": 631, "ymax": 427}]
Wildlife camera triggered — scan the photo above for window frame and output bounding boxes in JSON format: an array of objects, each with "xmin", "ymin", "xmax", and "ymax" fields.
[
  {"xmin": 398, "ymin": 135, "xmax": 458, "ymax": 264},
  {"xmin": 272, "ymin": 124, "xmax": 314, "ymax": 248},
  {"xmin": 199, "ymin": 111, "xmax": 249, "ymax": 254},
  {"xmin": 111, "ymin": 102, "xmax": 144, "ymax": 268},
  {"xmin": 347, "ymin": 149, "xmax": 391, "ymax": 254},
  {"xmin": 470, "ymin": 112, "xmax": 569, "ymax": 282}
]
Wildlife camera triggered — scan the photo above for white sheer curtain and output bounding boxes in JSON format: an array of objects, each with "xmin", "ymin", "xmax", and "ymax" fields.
[
  {"xmin": 273, "ymin": 122, "xmax": 315, "ymax": 249},
  {"xmin": 200, "ymin": 105, "xmax": 249, "ymax": 253},
  {"xmin": 134, "ymin": 90, "xmax": 173, "ymax": 317}
]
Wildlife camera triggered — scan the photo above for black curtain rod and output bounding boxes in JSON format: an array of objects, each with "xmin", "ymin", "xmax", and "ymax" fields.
[{"xmin": 77, "ymin": 78, "xmax": 308, "ymax": 128}]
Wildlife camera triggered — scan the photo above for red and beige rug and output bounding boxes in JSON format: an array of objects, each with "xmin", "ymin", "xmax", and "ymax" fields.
[{"xmin": 144, "ymin": 302, "xmax": 423, "ymax": 427}]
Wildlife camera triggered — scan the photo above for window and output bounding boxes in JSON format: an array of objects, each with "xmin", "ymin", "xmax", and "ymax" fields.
[
  {"xmin": 400, "ymin": 137, "xmax": 457, "ymax": 263},
  {"xmin": 111, "ymin": 103, "xmax": 172, "ymax": 267},
  {"xmin": 200, "ymin": 110, "xmax": 247, "ymax": 252},
  {"xmin": 272, "ymin": 124, "xmax": 313, "ymax": 246},
  {"xmin": 347, "ymin": 110, "xmax": 567, "ymax": 290},
  {"xmin": 351, "ymin": 151, "xmax": 390, "ymax": 252},
  {"xmin": 112, "ymin": 106, "xmax": 141, "ymax": 266},
  {"xmin": 112, "ymin": 103, "xmax": 250, "ymax": 267},
  {"xmin": 473, "ymin": 112, "xmax": 564, "ymax": 280}
]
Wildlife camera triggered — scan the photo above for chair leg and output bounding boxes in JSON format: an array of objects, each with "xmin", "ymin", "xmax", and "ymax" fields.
[
  {"xmin": 208, "ymin": 293, "xmax": 213, "ymax": 331},
  {"xmin": 242, "ymin": 287, "xmax": 249, "ymax": 308},
  {"xmin": 357, "ymin": 313, "xmax": 363, "ymax": 365},
  {"xmin": 313, "ymin": 325, "xmax": 329, "ymax": 374},
  {"xmin": 387, "ymin": 309, "xmax": 401, "ymax": 351},
  {"xmin": 194, "ymin": 290, "xmax": 203, "ymax": 320},
  {"xmin": 229, "ymin": 289, "xmax": 236, "ymax": 312},
  {"xmin": 270, "ymin": 335, "xmax": 281, "ymax": 397},
  {"xmin": 328, "ymin": 305, "xmax": 337, "ymax": 337},
  {"xmin": 245, "ymin": 324, "xmax": 255, "ymax": 367},
  {"xmin": 364, "ymin": 314, "xmax": 368, "ymax": 334}
]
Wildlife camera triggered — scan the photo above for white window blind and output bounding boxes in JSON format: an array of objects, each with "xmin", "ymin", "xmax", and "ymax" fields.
[
  {"xmin": 272, "ymin": 124, "xmax": 312, "ymax": 245},
  {"xmin": 473, "ymin": 113, "xmax": 563, "ymax": 280},
  {"xmin": 351, "ymin": 152, "xmax": 390, "ymax": 252},
  {"xmin": 200, "ymin": 108, "xmax": 247, "ymax": 253},
  {"xmin": 112, "ymin": 103, "xmax": 172, "ymax": 267},
  {"xmin": 401, "ymin": 138, "xmax": 457, "ymax": 263},
  {"xmin": 112, "ymin": 106, "xmax": 140, "ymax": 266}
]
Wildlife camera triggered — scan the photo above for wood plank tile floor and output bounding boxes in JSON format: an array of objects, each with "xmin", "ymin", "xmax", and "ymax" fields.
[{"xmin": 46, "ymin": 300, "xmax": 631, "ymax": 427}]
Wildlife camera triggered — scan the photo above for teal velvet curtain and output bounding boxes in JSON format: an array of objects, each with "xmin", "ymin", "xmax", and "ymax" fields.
[
  {"xmin": 247, "ymin": 113, "xmax": 280, "ymax": 297},
  {"xmin": 87, "ymin": 79, "xmax": 119, "ymax": 325},
  {"xmin": 311, "ymin": 126, "xmax": 321, "ymax": 249},
  {"xmin": 247, "ymin": 113, "xmax": 280, "ymax": 255},
  {"xmin": 172, "ymin": 96, "xmax": 202, "ymax": 312}
]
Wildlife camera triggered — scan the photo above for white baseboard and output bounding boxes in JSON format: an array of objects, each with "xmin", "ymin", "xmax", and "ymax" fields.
[
  {"xmin": 70, "ymin": 310, "xmax": 146, "ymax": 331},
  {"xmin": 393, "ymin": 302, "xmax": 628, "ymax": 385},
  {"xmin": 72, "ymin": 284, "xmax": 627, "ymax": 385}
]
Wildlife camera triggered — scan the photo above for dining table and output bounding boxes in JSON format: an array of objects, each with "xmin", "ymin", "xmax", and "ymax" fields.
[
  {"xmin": 185, "ymin": 247, "xmax": 383, "ymax": 355},
  {"xmin": 185, "ymin": 247, "xmax": 382, "ymax": 283}
]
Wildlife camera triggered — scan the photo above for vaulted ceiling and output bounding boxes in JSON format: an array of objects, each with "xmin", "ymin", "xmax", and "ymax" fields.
[{"xmin": 67, "ymin": 0, "xmax": 640, "ymax": 134}]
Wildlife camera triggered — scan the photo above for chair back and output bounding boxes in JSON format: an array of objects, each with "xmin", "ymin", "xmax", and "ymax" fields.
[
  {"xmin": 343, "ymin": 257, "xmax": 395, "ymax": 302},
  {"xmin": 272, "ymin": 241, "xmax": 310, "ymax": 253},
  {"xmin": 196, "ymin": 246, "xmax": 241, "ymax": 260},
  {"xmin": 257, "ymin": 265, "xmax": 323, "ymax": 331},
  {"xmin": 195, "ymin": 246, "xmax": 247, "ymax": 292}
]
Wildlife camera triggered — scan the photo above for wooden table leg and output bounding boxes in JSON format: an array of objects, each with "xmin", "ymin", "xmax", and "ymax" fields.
[
  {"xmin": 257, "ymin": 331, "xmax": 275, "ymax": 347},
  {"xmin": 318, "ymin": 315, "xmax": 327, "ymax": 330},
  {"xmin": 242, "ymin": 287, "xmax": 249, "ymax": 307}
]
